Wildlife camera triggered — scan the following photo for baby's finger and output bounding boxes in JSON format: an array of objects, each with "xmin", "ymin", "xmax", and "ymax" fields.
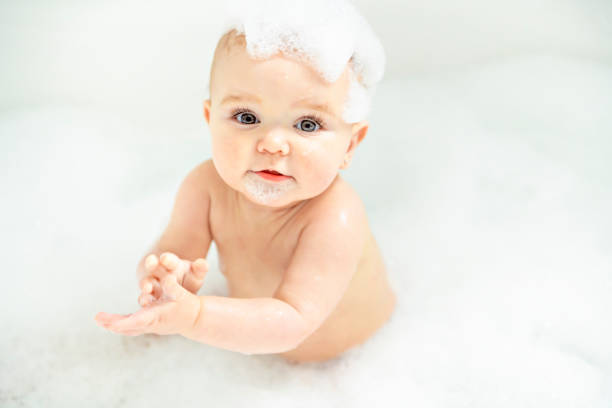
[
  {"xmin": 148, "ymin": 265, "xmax": 172, "ymax": 281},
  {"xmin": 144, "ymin": 253, "xmax": 191, "ymax": 290},
  {"xmin": 160, "ymin": 255, "xmax": 192, "ymax": 286},
  {"xmin": 139, "ymin": 276, "xmax": 156, "ymax": 293},
  {"xmin": 183, "ymin": 258, "xmax": 208, "ymax": 294},
  {"xmin": 160, "ymin": 274, "xmax": 187, "ymax": 300},
  {"xmin": 138, "ymin": 292, "xmax": 156, "ymax": 307},
  {"xmin": 160, "ymin": 252, "xmax": 180, "ymax": 270},
  {"xmin": 95, "ymin": 312, "xmax": 122, "ymax": 325},
  {"xmin": 138, "ymin": 277, "xmax": 162, "ymax": 303},
  {"xmin": 151, "ymin": 279, "xmax": 162, "ymax": 299},
  {"xmin": 95, "ymin": 311, "xmax": 132, "ymax": 327},
  {"xmin": 106, "ymin": 309, "xmax": 156, "ymax": 332},
  {"xmin": 106, "ymin": 324, "xmax": 145, "ymax": 336},
  {"xmin": 192, "ymin": 258, "xmax": 209, "ymax": 278},
  {"xmin": 145, "ymin": 254, "xmax": 159, "ymax": 272}
]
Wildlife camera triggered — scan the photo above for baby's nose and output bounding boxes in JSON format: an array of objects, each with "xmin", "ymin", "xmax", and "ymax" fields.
[{"xmin": 257, "ymin": 130, "xmax": 290, "ymax": 155}]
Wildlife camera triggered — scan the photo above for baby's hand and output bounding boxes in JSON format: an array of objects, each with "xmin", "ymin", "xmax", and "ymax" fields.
[
  {"xmin": 96, "ymin": 273, "xmax": 202, "ymax": 337},
  {"xmin": 138, "ymin": 252, "xmax": 208, "ymax": 307}
]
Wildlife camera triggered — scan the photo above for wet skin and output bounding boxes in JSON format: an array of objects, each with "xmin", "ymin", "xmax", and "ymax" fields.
[{"xmin": 95, "ymin": 32, "xmax": 396, "ymax": 362}]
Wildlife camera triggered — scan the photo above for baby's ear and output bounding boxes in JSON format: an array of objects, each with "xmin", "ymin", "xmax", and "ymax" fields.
[
  {"xmin": 340, "ymin": 121, "xmax": 368, "ymax": 169},
  {"xmin": 350, "ymin": 120, "xmax": 369, "ymax": 146},
  {"xmin": 203, "ymin": 99, "xmax": 211, "ymax": 124}
]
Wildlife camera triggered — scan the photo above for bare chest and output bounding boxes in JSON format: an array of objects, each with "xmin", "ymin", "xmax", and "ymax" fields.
[{"xmin": 209, "ymin": 204, "xmax": 304, "ymax": 298}]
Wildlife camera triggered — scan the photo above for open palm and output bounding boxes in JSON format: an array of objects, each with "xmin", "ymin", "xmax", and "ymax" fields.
[{"xmin": 95, "ymin": 274, "xmax": 201, "ymax": 337}]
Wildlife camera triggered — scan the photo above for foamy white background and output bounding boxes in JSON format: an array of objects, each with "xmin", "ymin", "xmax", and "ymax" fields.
[{"xmin": 1, "ymin": 0, "xmax": 611, "ymax": 406}]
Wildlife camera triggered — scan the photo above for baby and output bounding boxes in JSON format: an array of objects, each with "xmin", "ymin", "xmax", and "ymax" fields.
[{"xmin": 95, "ymin": 0, "xmax": 396, "ymax": 363}]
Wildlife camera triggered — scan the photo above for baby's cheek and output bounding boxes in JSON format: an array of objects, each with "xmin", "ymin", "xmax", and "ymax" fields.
[
  {"xmin": 212, "ymin": 135, "xmax": 242, "ymax": 174},
  {"xmin": 298, "ymin": 143, "xmax": 316, "ymax": 158},
  {"xmin": 300, "ymin": 148, "xmax": 340, "ymax": 193}
]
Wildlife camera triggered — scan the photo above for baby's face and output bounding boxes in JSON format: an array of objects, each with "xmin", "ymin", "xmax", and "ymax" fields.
[{"xmin": 204, "ymin": 41, "xmax": 366, "ymax": 208}]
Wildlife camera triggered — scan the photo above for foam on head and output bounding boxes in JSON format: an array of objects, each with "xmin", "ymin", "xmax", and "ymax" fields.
[{"xmin": 208, "ymin": 0, "xmax": 386, "ymax": 123}]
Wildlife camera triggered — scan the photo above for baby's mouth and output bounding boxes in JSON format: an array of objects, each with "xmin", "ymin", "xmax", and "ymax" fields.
[
  {"xmin": 255, "ymin": 168, "xmax": 288, "ymax": 176},
  {"xmin": 261, "ymin": 169, "xmax": 283, "ymax": 176},
  {"xmin": 251, "ymin": 169, "xmax": 293, "ymax": 182}
]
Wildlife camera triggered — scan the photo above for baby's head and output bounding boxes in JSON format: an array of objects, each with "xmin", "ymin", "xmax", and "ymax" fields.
[{"xmin": 203, "ymin": 0, "xmax": 385, "ymax": 208}]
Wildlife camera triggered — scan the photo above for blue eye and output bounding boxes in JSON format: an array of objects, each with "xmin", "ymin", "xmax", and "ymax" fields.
[
  {"xmin": 296, "ymin": 118, "xmax": 320, "ymax": 133},
  {"xmin": 231, "ymin": 107, "xmax": 326, "ymax": 133},
  {"xmin": 235, "ymin": 112, "xmax": 258, "ymax": 125}
]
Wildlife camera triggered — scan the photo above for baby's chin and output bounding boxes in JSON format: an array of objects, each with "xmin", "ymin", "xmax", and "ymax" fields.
[{"xmin": 241, "ymin": 171, "xmax": 298, "ymax": 207}]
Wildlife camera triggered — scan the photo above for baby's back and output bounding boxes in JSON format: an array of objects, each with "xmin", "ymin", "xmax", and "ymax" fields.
[{"xmin": 203, "ymin": 159, "xmax": 396, "ymax": 362}]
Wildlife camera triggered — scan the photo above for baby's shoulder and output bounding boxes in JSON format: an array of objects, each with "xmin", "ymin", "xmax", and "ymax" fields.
[
  {"xmin": 295, "ymin": 175, "xmax": 370, "ymax": 255},
  {"xmin": 187, "ymin": 158, "xmax": 225, "ymax": 194},
  {"xmin": 303, "ymin": 175, "xmax": 368, "ymax": 229},
  {"xmin": 191, "ymin": 158, "xmax": 216, "ymax": 180}
]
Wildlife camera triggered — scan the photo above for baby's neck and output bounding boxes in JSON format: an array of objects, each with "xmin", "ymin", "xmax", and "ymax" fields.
[{"xmin": 233, "ymin": 190, "xmax": 309, "ymax": 227}]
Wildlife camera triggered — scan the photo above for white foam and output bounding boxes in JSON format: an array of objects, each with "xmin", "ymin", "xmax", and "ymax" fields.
[
  {"xmin": 2, "ymin": 55, "xmax": 612, "ymax": 408},
  {"xmin": 242, "ymin": 171, "xmax": 296, "ymax": 205},
  {"xmin": 214, "ymin": 0, "xmax": 386, "ymax": 123}
]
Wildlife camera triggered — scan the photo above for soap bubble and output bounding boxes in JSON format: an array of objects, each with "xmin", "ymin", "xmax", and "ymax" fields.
[
  {"xmin": 211, "ymin": 0, "xmax": 385, "ymax": 123},
  {"xmin": 243, "ymin": 171, "xmax": 296, "ymax": 205}
]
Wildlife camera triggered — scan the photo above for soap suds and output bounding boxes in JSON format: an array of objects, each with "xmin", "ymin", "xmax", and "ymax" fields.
[
  {"xmin": 210, "ymin": 0, "xmax": 386, "ymax": 123},
  {"xmin": 242, "ymin": 171, "xmax": 296, "ymax": 204}
]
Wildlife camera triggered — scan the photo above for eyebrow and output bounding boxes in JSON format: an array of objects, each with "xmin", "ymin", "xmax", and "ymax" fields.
[
  {"xmin": 221, "ymin": 93, "xmax": 261, "ymax": 105},
  {"xmin": 220, "ymin": 93, "xmax": 335, "ymax": 117}
]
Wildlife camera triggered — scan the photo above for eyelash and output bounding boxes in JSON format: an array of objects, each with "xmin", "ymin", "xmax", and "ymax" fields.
[{"xmin": 230, "ymin": 106, "xmax": 327, "ymax": 132}]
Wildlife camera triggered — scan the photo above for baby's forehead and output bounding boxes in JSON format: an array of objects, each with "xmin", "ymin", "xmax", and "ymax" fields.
[
  {"xmin": 216, "ymin": 58, "xmax": 351, "ymax": 115},
  {"xmin": 209, "ymin": 29, "xmax": 362, "ymax": 122}
]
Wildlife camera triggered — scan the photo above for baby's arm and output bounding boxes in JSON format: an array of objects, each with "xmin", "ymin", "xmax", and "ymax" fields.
[
  {"xmin": 136, "ymin": 161, "xmax": 213, "ymax": 298},
  {"xmin": 183, "ymin": 197, "xmax": 367, "ymax": 354},
  {"xmin": 99, "ymin": 161, "xmax": 366, "ymax": 355},
  {"xmin": 98, "ymin": 199, "xmax": 365, "ymax": 354}
]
